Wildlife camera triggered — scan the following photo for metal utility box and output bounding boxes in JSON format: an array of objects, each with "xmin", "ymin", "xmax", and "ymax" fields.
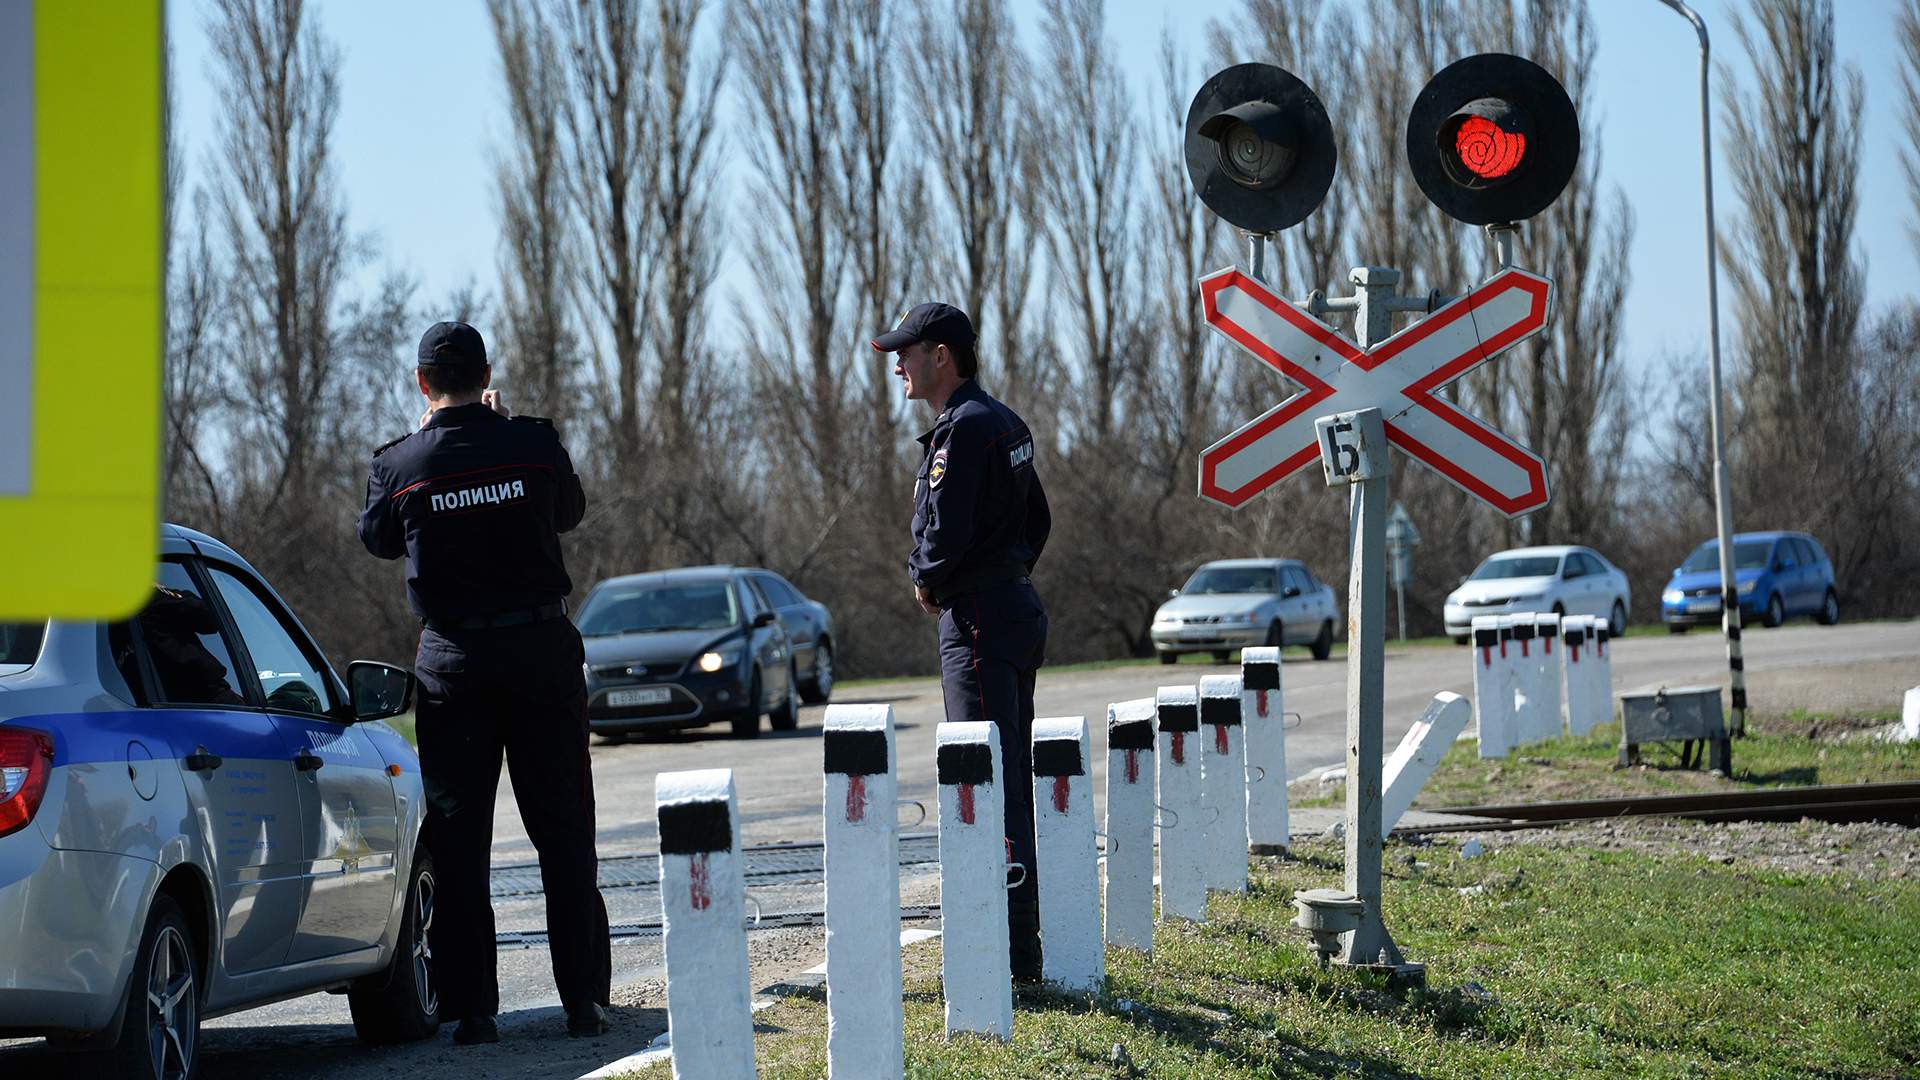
[{"xmin": 1618, "ymin": 685, "xmax": 1730, "ymax": 773}]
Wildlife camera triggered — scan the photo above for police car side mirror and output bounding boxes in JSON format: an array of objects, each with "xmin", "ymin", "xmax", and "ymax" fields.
[
  {"xmin": 752, "ymin": 612, "xmax": 777, "ymax": 629},
  {"xmin": 1167, "ymin": 588, "xmax": 1180, "ymax": 599},
  {"xmin": 348, "ymin": 661, "xmax": 415, "ymax": 723},
  {"xmin": 1282, "ymin": 585, "xmax": 1301, "ymax": 599}
]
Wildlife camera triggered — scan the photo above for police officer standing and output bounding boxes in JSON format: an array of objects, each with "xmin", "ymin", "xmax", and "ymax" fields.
[
  {"xmin": 872, "ymin": 303, "xmax": 1051, "ymax": 980},
  {"xmin": 359, "ymin": 322, "xmax": 611, "ymax": 1044}
]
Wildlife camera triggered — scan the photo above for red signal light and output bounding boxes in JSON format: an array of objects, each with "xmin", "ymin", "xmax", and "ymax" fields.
[{"xmin": 1452, "ymin": 115, "xmax": 1526, "ymax": 180}]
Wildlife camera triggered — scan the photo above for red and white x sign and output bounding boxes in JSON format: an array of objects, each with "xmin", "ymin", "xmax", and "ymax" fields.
[{"xmin": 1198, "ymin": 266, "xmax": 1554, "ymax": 517}]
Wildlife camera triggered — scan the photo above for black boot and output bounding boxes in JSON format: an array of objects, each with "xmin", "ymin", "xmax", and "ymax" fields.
[
  {"xmin": 566, "ymin": 1001, "xmax": 609, "ymax": 1038},
  {"xmin": 1008, "ymin": 900, "xmax": 1043, "ymax": 983},
  {"xmin": 452, "ymin": 1015, "xmax": 499, "ymax": 1045}
]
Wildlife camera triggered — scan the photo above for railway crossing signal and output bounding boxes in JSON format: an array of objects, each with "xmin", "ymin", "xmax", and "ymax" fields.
[{"xmin": 1182, "ymin": 49, "xmax": 1580, "ymax": 987}]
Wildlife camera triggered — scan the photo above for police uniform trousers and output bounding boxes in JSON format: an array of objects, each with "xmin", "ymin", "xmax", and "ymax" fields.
[
  {"xmin": 413, "ymin": 616, "xmax": 611, "ymax": 1019},
  {"xmin": 936, "ymin": 579, "xmax": 1048, "ymax": 916}
]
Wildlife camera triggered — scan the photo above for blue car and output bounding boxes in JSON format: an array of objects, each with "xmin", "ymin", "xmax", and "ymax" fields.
[
  {"xmin": 1, "ymin": 524, "xmax": 437, "ymax": 1078},
  {"xmin": 1660, "ymin": 530, "xmax": 1840, "ymax": 631}
]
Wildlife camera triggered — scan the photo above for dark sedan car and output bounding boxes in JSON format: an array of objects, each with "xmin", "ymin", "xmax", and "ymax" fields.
[{"xmin": 576, "ymin": 567, "xmax": 799, "ymax": 738}]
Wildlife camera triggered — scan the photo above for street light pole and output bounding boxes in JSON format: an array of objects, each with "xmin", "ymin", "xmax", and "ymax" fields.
[{"xmin": 1656, "ymin": 0, "xmax": 1747, "ymax": 736}]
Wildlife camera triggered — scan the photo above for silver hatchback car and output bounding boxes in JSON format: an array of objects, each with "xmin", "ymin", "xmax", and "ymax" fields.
[
  {"xmin": 0, "ymin": 525, "xmax": 437, "ymax": 1078},
  {"xmin": 1150, "ymin": 558, "xmax": 1344, "ymax": 663}
]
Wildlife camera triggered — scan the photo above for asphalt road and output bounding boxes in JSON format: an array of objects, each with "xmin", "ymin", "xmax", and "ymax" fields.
[{"xmin": 6, "ymin": 620, "xmax": 1912, "ymax": 1079}]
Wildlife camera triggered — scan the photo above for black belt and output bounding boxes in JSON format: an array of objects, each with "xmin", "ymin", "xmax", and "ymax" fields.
[
  {"xmin": 424, "ymin": 600, "xmax": 567, "ymax": 634},
  {"xmin": 932, "ymin": 568, "xmax": 1031, "ymax": 607}
]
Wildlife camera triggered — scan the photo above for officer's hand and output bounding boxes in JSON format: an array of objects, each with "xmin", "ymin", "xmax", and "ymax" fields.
[
  {"xmin": 482, "ymin": 388, "xmax": 512, "ymax": 417},
  {"xmin": 914, "ymin": 584, "xmax": 940, "ymax": 616}
]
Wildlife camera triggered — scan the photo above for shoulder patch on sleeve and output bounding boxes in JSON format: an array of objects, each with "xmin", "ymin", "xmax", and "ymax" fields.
[
  {"xmin": 929, "ymin": 447, "xmax": 950, "ymax": 488},
  {"xmin": 371, "ymin": 432, "xmax": 412, "ymax": 458}
]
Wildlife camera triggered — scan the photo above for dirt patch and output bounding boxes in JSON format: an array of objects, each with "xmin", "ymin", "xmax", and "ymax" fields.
[{"xmin": 1431, "ymin": 816, "xmax": 1920, "ymax": 880}]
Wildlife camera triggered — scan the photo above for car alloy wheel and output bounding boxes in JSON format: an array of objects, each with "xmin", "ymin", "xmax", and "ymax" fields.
[
  {"xmin": 1764, "ymin": 593, "xmax": 1785, "ymax": 628},
  {"xmin": 801, "ymin": 642, "xmax": 833, "ymax": 704},
  {"xmin": 411, "ymin": 868, "xmax": 438, "ymax": 1017},
  {"xmin": 1311, "ymin": 620, "xmax": 1334, "ymax": 661},
  {"xmin": 144, "ymin": 923, "xmax": 196, "ymax": 1080},
  {"xmin": 1610, "ymin": 600, "xmax": 1627, "ymax": 638},
  {"xmin": 1818, "ymin": 590, "xmax": 1839, "ymax": 625}
]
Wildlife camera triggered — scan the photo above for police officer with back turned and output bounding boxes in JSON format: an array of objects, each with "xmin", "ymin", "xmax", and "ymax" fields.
[
  {"xmin": 872, "ymin": 303, "xmax": 1052, "ymax": 980},
  {"xmin": 358, "ymin": 322, "xmax": 611, "ymax": 1044}
]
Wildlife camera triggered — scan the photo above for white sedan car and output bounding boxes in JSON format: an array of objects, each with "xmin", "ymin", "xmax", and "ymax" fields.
[{"xmin": 1443, "ymin": 545, "xmax": 1630, "ymax": 642}]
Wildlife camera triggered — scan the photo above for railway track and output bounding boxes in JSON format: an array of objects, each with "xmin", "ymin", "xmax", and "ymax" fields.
[{"xmin": 1395, "ymin": 781, "xmax": 1920, "ymax": 833}]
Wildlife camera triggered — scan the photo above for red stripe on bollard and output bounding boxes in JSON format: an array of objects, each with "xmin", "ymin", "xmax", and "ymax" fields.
[
  {"xmin": 689, "ymin": 852, "xmax": 712, "ymax": 911},
  {"xmin": 1214, "ymin": 724, "xmax": 1229, "ymax": 755},
  {"xmin": 847, "ymin": 774, "xmax": 866, "ymax": 823},
  {"xmin": 958, "ymin": 783, "xmax": 976, "ymax": 825},
  {"xmin": 1053, "ymin": 775, "xmax": 1071, "ymax": 813},
  {"xmin": 1256, "ymin": 689, "xmax": 1270, "ymax": 718},
  {"xmin": 1171, "ymin": 731, "xmax": 1185, "ymax": 765},
  {"xmin": 1125, "ymin": 749, "xmax": 1139, "ymax": 784}
]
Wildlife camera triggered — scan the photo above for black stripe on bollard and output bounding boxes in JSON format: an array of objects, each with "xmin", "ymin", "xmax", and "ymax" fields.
[
  {"xmin": 1595, "ymin": 626, "xmax": 1610, "ymax": 643},
  {"xmin": 823, "ymin": 729, "xmax": 889, "ymax": 776},
  {"xmin": 1731, "ymin": 686, "xmax": 1748, "ymax": 709},
  {"xmin": 1032, "ymin": 738, "xmax": 1084, "ymax": 777},
  {"xmin": 1242, "ymin": 662, "xmax": 1280, "ymax": 691},
  {"xmin": 1562, "ymin": 625, "xmax": 1585, "ymax": 646},
  {"xmin": 1498, "ymin": 622, "xmax": 1513, "ymax": 642},
  {"xmin": 1729, "ymin": 656, "xmax": 1744, "ymax": 672},
  {"xmin": 1511, "ymin": 621, "xmax": 1535, "ymax": 641},
  {"xmin": 1539, "ymin": 620, "xmax": 1559, "ymax": 639},
  {"xmin": 1157, "ymin": 702, "xmax": 1199, "ymax": 733},
  {"xmin": 1108, "ymin": 719, "xmax": 1155, "ymax": 751},
  {"xmin": 937, "ymin": 742, "xmax": 994, "ymax": 785},
  {"xmin": 1200, "ymin": 695, "xmax": 1241, "ymax": 726},
  {"xmin": 659, "ymin": 800, "xmax": 732, "ymax": 855},
  {"xmin": 1474, "ymin": 626, "xmax": 1499, "ymax": 647},
  {"xmin": 1727, "ymin": 625, "xmax": 1742, "ymax": 641}
]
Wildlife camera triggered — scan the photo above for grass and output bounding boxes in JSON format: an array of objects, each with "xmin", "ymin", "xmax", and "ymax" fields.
[
  {"xmin": 1295, "ymin": 708, "xmax": 1920, "ymax": 810},
  {"xmin": 625, "ymin": 833, "xmax": 1920, "ymax": 1078}
]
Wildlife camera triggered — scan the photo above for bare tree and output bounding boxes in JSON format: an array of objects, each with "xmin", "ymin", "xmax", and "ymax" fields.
[
  {"xmin": 1721, "ymin": 0, "xmax": 1864, "ymax": 447},
  {"xmin": 561, "ymin": 0, "xmax": 658, "ymax": 475},
  {"xmin": 914, "ymin": 0, "xmax": 1042, "ymax": 403},
  {"xmin": 490, "ymin": 0, "xmax": 580, "ymax": 426},
  {"xmin": 1897, "ymin": 0, "xmax": 1920, "ymax": 261}
]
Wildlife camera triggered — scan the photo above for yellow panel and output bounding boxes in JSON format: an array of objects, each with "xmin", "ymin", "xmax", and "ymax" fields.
[{"xmin": 0, "ymin": 1, "xmax": 164, "ymax": 621}]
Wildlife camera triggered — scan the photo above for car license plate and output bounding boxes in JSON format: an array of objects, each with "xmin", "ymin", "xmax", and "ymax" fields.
[
  {"xmin": 1181, "ymin": 628, "xmax": 1214, "ymax": 641},
  {"xmin": 608, "ymin": 688, "xmax": 672, "ymax": 708},
  {"xmin": 1687, "ymin": 598, "xmax": 1720, "ymax": 613}
]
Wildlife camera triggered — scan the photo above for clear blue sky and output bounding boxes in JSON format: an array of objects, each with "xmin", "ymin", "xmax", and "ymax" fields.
[{"xmin": 167, "ymin": 0, "xmax": 1919, "ymax": 387}]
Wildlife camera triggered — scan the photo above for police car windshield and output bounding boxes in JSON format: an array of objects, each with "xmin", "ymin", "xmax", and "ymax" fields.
[
  {"xmin": 577, "ymin": 582, "xmax": 740, "ymax": 636},
  {"xmin": 0, "ymin": 622, "xmax": 45, "ymax": 667},
  {"xmin": 1469, "ymin": 556, "xmax": 1561, "ymax": 581},
  {"xmin": 1183, "ymin": 567, "xmax": 1275, "ymax": 595},
  {"xmin": 1680, "ymin": 540, "xmax": 1772, "ymax": 574}
]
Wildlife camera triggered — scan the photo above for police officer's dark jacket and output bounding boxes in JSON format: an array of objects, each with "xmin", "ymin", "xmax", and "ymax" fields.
[
  {"xmin": 909, "ymin": 379, "xmax": 1051, "ymax": 602},
  {"xmin": 358, "ymin": 402, "xmax": 586, "ymax": 621}
]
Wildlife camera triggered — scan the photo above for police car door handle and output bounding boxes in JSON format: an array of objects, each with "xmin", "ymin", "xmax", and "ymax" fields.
[
  {"xmin": 294, "ymin": 750, "xmax": 325, "ymax": 773},
  {"xmin": 183, "ymin": 747, "xmax": 222, "ymax": 772}
]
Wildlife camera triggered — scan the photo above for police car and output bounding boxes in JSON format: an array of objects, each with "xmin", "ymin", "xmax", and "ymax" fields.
[{"xmin": 0, "ymin": 525, "xmax": 437, "ymax": 1078}]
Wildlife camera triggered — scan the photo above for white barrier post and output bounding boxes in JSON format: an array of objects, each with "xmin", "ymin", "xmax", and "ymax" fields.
[
  {"xmin": 1239, "ymin": 647, "xmax": 1289, "ymax": 854},
  {"xmin": 656, "ymin": 768, "xmax": 755, "ymax": 1080},
  {"xmin": 1031, "ymin": 716, "xmax": 1101, "ymax": 994},
  {"xmin": 1104, "ymin": 698, "xmax": 1156, "ymax": 951},
  {"xmin": 1380, "ymin": 692, "xmax": 1472, "ymax": 836},
  {"xmin": 1508, "ymin": 615, "xmax": 1538, "ymax": 746},
  {"xmin": 1155, "ymin": 685, "xmax": 1207, "ymax": 923},
  {"xmin": 1904, "ymin": 687, "xmax": 1920, "ymax": 742},
  {"xmin": 1533, "ymin": 612, "xmax": 1563, "ymax": 741},
  {"xmin": 1199, "ymin": 674, "xmax": 1248, "ymax": 894},
  {"xmin": 1562, "ymin": 617, "xmax": 1599, "ymax": 736},
  {"xmin": 935, "ymin": 721, "xmax": 1012, "ymax": 1039},
  {"xmin": 1471, "ymin": 615, "xmax": 1511, "ymax": 758},
  {"xmin": 822, "ymin": 705, "xmax": 902, "ymax": 1079},
  {"xmin": 1593, "ymin": 622, "xmax": 1614, "ymax": 726}
]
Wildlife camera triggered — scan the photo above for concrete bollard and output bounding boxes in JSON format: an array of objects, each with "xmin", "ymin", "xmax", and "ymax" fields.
[
  {"xmin": 1104, "ymin": 698, "xmax": 1156, "ymax": 951},
  {"xmin": 935, "ymin": 720, "xmax": 1013, "ymax": 1039},
  {"xmin": 822, "ymin": 705, "xmax": 902, "ymax": 1079},
  {"xmin": 1471, "ymin": 615, "xmax": 1512, "ymax": 759},
  {"xmin": 1508, "ymin": 615, "xmax": 1538, "ymax": 745},
  {"xmin": 1239, "ymin": 647, "xmax": 1289, "ymax": 853},
  {"xmin": 1903, "ymin": 687, "xmax": 1919, "ymax": 742},
  {"xmin": 1031, "ymin": 716, "xmax": 1102, "ymax": 994},
  {"xmin": 1155, "ymin": 685, "xmax": 1208, "ymax": 923},
  {"xmin": 1381, "ymin": 692, "xmax": 1472, "ymax": 836},
  {"xmin": 1562, "ymin": 617, "xmax": 1603, "ymax": 736},
  {"xmin": 1198, "ymin": 674, "xmax": 1249, "ymax": 894},
  {"xmin": 656, "ymin": 768, "xmax": 756, "ymax": 1080},
  {"xmin": 1533, "ymin": 613, "xmax": 1563, "ymax": 741}
]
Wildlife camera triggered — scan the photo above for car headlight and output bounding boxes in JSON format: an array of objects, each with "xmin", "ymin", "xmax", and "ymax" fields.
[
  {"xmin": 1662, "ymin": 589, "xmax": 1683, "ymax": 604},
  {"xmin": 1737, "ymin": 579, "xmax": 1757, "ymax": 596},
  {"xmin": 698, "ymin": 648, "xmax": 742, "ymax": 673}
]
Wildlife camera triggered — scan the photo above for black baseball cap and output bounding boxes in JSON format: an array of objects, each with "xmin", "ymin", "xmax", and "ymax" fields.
[
  {"xmin": 871, "ymin": 302, "xmax": 975, "ymax": 353},
  {"xmin": 417, "ymin": 321, "xmax": 488, "ymax": 367}
]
